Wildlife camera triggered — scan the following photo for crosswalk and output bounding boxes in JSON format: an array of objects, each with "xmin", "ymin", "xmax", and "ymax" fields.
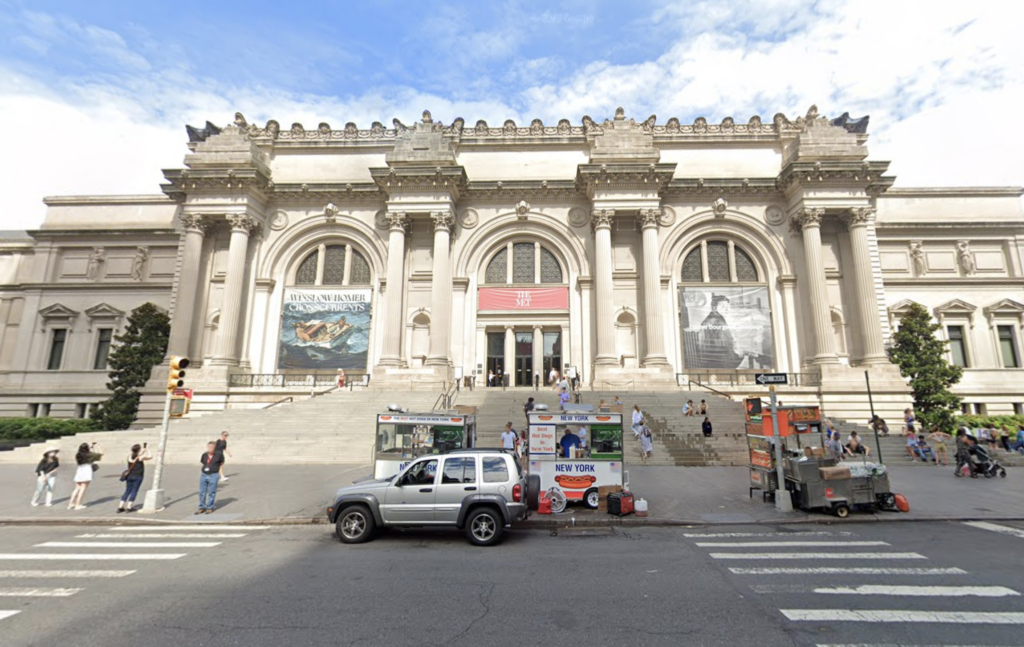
[
  {"xmin": 0, "ymin": 524, "xmax": 267, "ymax": 624},
  {"xmin": 684, "ymin": 521, "xmax": 1024, "ymax": 645}
]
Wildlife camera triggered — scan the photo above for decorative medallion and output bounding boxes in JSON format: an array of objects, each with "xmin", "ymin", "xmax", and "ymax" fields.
[
  {"xmin": 374, "ymin": 209, "xmax": 388, "ymax": 231},
  {"xmin": 269, "ymin": 211, "xmax": 289, "ymax": 231},
  {"xmin": 712, "ymin": 197, "xmax": 728, "ymax": 217},
  {"xmin": 458, "ymin": 208, "xmax": 479, "ymax": 229},
  {"xmin": 658, "ymin": 205, "xmax": 676, "ymax": 227},
  {"xmin": 765, "ymin": 206, "xmax": 785, "ymax": 226},
  {"xmin": 567, "ymin": 207, "xmax": 589, "ymax": 228}
]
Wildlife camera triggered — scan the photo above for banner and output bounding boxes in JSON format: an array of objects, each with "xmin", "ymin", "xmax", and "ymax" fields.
[
  {"xmin": 478, "ymin": 287, "xmax": 568, "ymax": 310},
  {"xmin": 680, "ymin": 286, "xmax": 774, "ymax": 370},
  {"xmin": 277, "ymin": 288, "xmax": 371, "ymax": 370}
]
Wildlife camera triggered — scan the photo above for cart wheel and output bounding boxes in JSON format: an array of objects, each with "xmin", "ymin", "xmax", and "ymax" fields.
[
  {"xmin": 546, "ymin": 488, "xmax": 567, "ymax": 514},
  {"xmin": 833, "ymin": 504, "xmax": 850, "ymax": 519},
  {"xmin": 527, "ymin": 474, "xmax": 541, "ymax": 511},
  {"xmin": 1000, "ymin": 469, "xmax": 1007, "ymax": 478},
  {"xmin": 584, "ymin": 488, "xmax": 599, "ymax": 510}
]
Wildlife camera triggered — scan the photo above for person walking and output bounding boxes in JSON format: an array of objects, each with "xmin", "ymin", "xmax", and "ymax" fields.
[
  {"xmin": 214, "ymin": 432, "xmax": 232, "ymax": 483},
  {"xmin": 31, "ymin": 449, "xmax": 60, "ymax": 507},
  {"xmin": 68, "ymin": 442, "xmax": 103, "ymax": 510},
  {"xmin": 197, "ymin": 441, "xmax": 225, "ymax": 514},
  {"xmin": 1012, "ymin": 426, "xmax": 1024, "ymax": 454},
  {"xmin": 702, "ymin": 416, "xmax": 713, "ymax": 438},
  {"xmin": 117, "ymin": 443, "xmax": 153, "ymax": 513},
  {"xmin": 501, "ymin": 423, "xmax": 517, "ymax": 452},
  {"xmin": 559, "ymin": 387, "xmax": 570, "ymax": 410},
  {"xmin": 631, "ymin": 405, "xmax": 643, "ymax": 438},
  {"xmin": 548, "ymin": 367, "xmax": 558, "ymax": 389},
  {"xmin": 639, "ymin": 422, "xmax": 654, "ymax": 463}
]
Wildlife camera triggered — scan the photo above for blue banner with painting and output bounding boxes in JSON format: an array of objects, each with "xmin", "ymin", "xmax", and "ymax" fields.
[{"xmin": 277, "ymin": 288, "xmax": 371, "ymax": 370}]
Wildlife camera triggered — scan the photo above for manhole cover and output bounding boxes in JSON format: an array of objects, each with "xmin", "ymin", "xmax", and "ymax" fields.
[{"xmin": 558, "ymin": 527, "xmax": 616, "ymax": 538}]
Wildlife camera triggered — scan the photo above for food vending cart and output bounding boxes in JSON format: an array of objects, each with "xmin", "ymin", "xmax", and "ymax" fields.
[
  {"xmin": 373, "ymin": 411, "xmax": 477, "ymax": 479},
  {"xmin": 526, "ymin": 408, "xmax": 625, "ymax": 512}
]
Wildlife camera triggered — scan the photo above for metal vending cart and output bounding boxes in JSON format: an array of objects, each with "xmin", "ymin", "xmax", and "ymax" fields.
[
  {"xmin": 526, "ymin": 407, "xmax": 625, "ymax": 512},
  {"xmin": 373, "ymin": 410, "xmax": 477, "ymax": 479},
  {"xmin": 747, "ymin": 403, "xmax": 825, "ymax": 501}
]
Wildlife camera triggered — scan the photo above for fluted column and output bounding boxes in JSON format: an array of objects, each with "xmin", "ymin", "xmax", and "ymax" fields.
[
  {"xmin": 168, "ymin": 215, "xmax": 209, "ymax": 357},
  {"xmin": 592, "ymin": 209, "xmax": 617, "ymax": 366},
  {"xmin": 533, "ymin": 326, "xmax": 544, "ymax": 387},
  {"xmin": 638, "ymin": 209, "xmax": 669, "ymax": 366},
  {"xmin": 378, "ymin": 212, "xmax": 408, "ymax": 367},
  {"xmin": 426, "ymin": 210, "xmax": 454, "ymax": 367},
  {"xmin": 845, "ymin": 207, "xmax": 887, "ymax": 364},
  {"xmin": 791, "ymin": 208, "xmax": 838, "ymax": 364},
  {"xmin": 213, "ymin": 214, "xmax": 259, "ymax": 365}
]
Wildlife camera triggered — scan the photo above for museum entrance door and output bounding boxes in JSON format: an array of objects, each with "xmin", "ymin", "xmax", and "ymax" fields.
[{"xmin": 515, "ymin": 332, "xmax": 533, "ymax": 386}]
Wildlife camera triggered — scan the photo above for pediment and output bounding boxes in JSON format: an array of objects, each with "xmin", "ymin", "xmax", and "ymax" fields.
[
  {"xmin": 983, "ymin": 298, "xmax": 1024, "ymax": 316},
  {"xmin": 887, "ymin": 299, "xmax": 921, "ymax": 315},
  {"xmin": 84, "ymin": 303, "xmax": 126, "ymax": 319},
  {"xmin": 934, "ymin": 299, "xmax": 977, "ymax": 315},
  {"xmin": 38, "ymin": 303, "xmax": 80, "ymax": 319}
]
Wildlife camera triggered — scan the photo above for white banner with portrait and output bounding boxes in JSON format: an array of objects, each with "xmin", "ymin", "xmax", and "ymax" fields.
[{"xmin": 679, "ymin": 286, "xmax": 774, "ymax": 370}]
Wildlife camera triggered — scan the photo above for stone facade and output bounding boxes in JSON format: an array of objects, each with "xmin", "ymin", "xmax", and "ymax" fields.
[{"xmin": 1, "ymin": 106, "xmax": 1022, "ymax": 425}]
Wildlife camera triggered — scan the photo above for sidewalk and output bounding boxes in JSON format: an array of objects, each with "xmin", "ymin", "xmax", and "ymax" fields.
[{"xmin": 0, "ymin": 463, "xmax": 1018, "ymax": 527}]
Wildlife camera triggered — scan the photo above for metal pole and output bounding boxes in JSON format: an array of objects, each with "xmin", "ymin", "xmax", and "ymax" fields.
[
  {"xmin": 865, "ymin": 370, "xmax": 883, "ymax": 462},
  {"xmin": 141, "ymin": 390, "xmax": 173, "ymax": 513},
  {"xmin": 770, "ymin": 386, "xmax": 793, "ymax": 512}
]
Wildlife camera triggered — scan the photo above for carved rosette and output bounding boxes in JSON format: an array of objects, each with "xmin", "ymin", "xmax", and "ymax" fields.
[
  {"xmin": 637, "ymin": 208, "xmax": 661, "ymax": 230},
  {"xmin": 430, "ymin": 210, "xmax": 455, "ymax": 232},
  {"xmin": 179, "ymin": 214, "xmax": 211, "ymax": 235},
  {"xmin": 789, "ymin": 207, "xmax": 824, "ymax": 234},
  {"xmin": 227, "ymin": 214, "xmax": 261, "ymax": 236},
  {"xmin": 385, "ymin": 211, "xmax": 408, "ymax": 232},
  {"xmin": 590, "ymin": 209, "xmax": 614, "ymax": 231},
  {"xmin": 843, "ymin": 206, "xmax": 875, "ymax": 228}
]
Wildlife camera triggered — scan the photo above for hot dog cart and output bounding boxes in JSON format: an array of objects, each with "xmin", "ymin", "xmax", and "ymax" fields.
[
  {"xmin": 373, "ymin": 410, "xmax": 477, "ymax": 479},
  {"xmin": 526, "ymin": 408, "xmax": 625, "ymax": 512}
]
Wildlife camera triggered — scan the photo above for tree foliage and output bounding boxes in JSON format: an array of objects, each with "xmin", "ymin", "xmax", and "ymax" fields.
[
  {"xmin": 887, "ymin": 302, "xmax": 963, "ymax": 432},
  {"xmin": 91, "ymin": 303, "xmax": 170, "ymax": 430}
]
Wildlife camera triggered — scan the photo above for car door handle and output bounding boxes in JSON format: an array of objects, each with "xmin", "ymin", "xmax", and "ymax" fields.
[
  {"xmin": 419, "ymin": 488, "xmax": 433, "ymax": 493},
  {"xmin": 464, "ymin": 486, "xmax": 477, "ymax": 491}
]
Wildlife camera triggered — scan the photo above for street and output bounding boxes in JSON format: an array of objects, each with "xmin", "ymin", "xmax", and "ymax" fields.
[{"xmin": 1, "ymin": 520, "xmax": 1023, "ymax": 647}]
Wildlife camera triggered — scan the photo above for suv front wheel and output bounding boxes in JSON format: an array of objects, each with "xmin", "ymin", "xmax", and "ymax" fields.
[
  {"xmin": 466, "ymin": 507, "xmax": 504, "ymax": 547},
  {"xmin": 336, "ymin": 504, "xmax": 376, "ymax": 544}
]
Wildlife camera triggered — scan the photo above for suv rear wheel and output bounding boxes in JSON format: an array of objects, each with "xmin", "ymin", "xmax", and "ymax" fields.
[
  {"xmin": 466, "ymin": 507, "xmax": 504, "ymax": 547},
  {"xmin": 336, "ymin": 504, "xmax": 376, "ymax": 544}
]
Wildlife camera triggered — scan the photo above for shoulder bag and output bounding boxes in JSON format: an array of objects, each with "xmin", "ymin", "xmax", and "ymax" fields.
[{"xmin": 120, "ymin": 456, "xmax": 140, "ymax": 482}]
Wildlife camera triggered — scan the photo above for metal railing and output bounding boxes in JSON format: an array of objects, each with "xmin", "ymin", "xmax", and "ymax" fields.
[
  {"xmin": 433, "ymin": 380, "xmax": 460, "ymax": 411},
  {"xmin": 677, "ymin": 371, "xmax": 822, "ymax": 388},
  {"xmin": 262, "ymin": 397, "xmax": 294, "ymax": 410},
  {"xmin": 685, "ymin": 380, "xmax": 734, "ymax": 401},
  {"xmin": 229, "ymin": 372, "xmax": 370, "ymax": 389}
]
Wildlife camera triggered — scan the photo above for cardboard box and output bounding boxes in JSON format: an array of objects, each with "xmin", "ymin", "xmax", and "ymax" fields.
[
  {"xmin": 803, "ymin": 446, "xmax": 825, "ymax": 458},
  {"xmin": 819, "ymin": 465, "xmax": 851, "ymax": 481}
]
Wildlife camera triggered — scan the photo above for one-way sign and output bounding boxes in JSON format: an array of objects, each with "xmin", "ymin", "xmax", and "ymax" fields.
[{"xmin": 755, "ymin": 372, "xmax": 788, "ymax": 385}]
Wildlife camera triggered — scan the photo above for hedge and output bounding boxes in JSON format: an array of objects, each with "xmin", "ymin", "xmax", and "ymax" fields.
[
  {"xmin": 0, "ymin": 418, "xmax": 100, "ymax": 442},
  {"xmin": 958, "ymin": 415, "xmax": 1024, "ymax": 432}
]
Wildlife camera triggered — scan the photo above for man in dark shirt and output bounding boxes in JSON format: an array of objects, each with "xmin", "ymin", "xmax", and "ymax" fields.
[{"xmin": 198, "ymin": 441, "xmax": 224, "ymax": 514}]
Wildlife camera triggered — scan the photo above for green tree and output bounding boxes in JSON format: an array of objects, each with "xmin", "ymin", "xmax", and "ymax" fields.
[
  {"xmin": 91, "ymin": 303, "xmax": 170, "ymax": 430},
  {"xmin": 887, "ymin": 302, "xmax": 963, "ymax": 432}
]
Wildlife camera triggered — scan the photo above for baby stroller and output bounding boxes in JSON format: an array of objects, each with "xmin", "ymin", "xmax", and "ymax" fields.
[{"xmin": 956, "ymin": 443, "xmax": 1007, "ymax": 478}]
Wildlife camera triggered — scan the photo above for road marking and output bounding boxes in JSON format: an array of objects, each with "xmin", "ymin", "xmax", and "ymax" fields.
[
  {"xmin": 730, "ymin": 567, "xmax": 966, "ymax": 575},
  {"xmin": 106, "ymin": 526, "xmax": 268, "ymax": 531},
  {"xmin": 37, "ymin": 542, "xmax": 220, "ymax": 548},
  {"xmin": 711, "ymin": 552, "xmax": 925, "ymax": 560},
  {"xmin": 0, "ymin": 587, "xmax": 82, "ymax": 597},
  {"xmin": 752, "ymin": 584, "xmax": 1018, "ymax": 597},
  {"xmin": 696, "ymin": 541, "xmax": 888, "ymax": 548},
  {"xmin": 77, "ymin": 533, "xmax": 246, "ymax": 539},
  {"xmin": 683, "ymin": 531, "xmax": 853, "ymax": 538},
  {"xmin": 782, "ymin": 610, "xmax": 1024, "ymax": 623},
  {"xmin": 0, "ymin": 554, "xmax": 185, "ymax": 561},
  {"xmin": 964, "ymin": 521, "xmax": 1024, "ymax": 539},
  {"xmin": 0, "ymin": 610, "xmax": 20, "ymax": 621},
  {"xmin": 816, "ymin": 644, "xmax": 1019, "ymax": 647},
  {"xmin": 0, "ymin": 570, "xmax": 136, "ymax": 578}
]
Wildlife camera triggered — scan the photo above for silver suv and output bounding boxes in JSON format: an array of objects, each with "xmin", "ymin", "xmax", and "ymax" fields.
[{"xmin": 327, "ymin": 450, "xmax": 528, "ymax": 546}]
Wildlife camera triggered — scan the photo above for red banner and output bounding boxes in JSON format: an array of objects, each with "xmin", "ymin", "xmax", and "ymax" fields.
[{"xmin": 478, "ymin": 287, "xmax": 569, "ymax": 311}]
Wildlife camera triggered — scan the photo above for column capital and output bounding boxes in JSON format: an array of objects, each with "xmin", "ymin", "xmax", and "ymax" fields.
[
  {"xmin": 430, "ymin": 210, "xmax": 455, "ymax": 232},
  {"xmin": 385, "ymin": 211, "xmax": 408, "ymax": 232},
  {"xmin": 789, "ymin": 207, "xmax": 824, "ymax": 233},
  {"xmin": 637, "ymin": 208, "xmax": 661, "ymax": 230},
  {"xmin": 227, "ymin": 214, "xmax": 260, "ymax": 235},
  {"xmin": 843, "ymin": 206, "xmax": 876, "ymax": 228},
  {"xmin": 590, "ymin": 209, "xmax": 614, "ymax": 231},
  {"xmin": 179, "ymin": 214, "xmax": 211, "ymax": 235}
]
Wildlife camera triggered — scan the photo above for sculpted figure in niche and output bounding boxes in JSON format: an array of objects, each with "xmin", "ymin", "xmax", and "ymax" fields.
[
  {"xmin": 909, "ymin": 242, "xmax": 926, "ymax": 277},
  {"xmin": 131, "ymin": 247, "xmax": 149, "ymax": 282},
  {"xmin": 957, "ymin": 240, "xmax": 976, "ymax": 276},
  {"xmin": 87, "ymin": 247, "xmax": 105, "ymax": 281}
]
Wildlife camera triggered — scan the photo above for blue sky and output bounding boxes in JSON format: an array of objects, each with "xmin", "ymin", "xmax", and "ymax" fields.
[{"xmin": 1, "ymin": 0, "xmax": 1022, "ymax": 228}]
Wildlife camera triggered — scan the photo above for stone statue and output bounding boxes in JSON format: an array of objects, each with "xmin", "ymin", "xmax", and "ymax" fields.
[
  {"xmin": 957, "ymin": 240, "xmax": 976, "ymax": 275},
  {"xmin": 233, "ymin": 112, "xmax": 248, "ymax": 129},
  {"xmin": 131, "ymin": 247, "xmax": 148, "ymax": 282},
  {"xmin": 909, "ymin": 242, "xmax": 926, "ymax": 277},
  {"xmin": 87, "ymin": 247, "xmax": 105, "ymax": 281}
]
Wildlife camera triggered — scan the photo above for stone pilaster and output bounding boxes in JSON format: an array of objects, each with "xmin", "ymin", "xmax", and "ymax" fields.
[
  {"xmin": 425, "ymin": 210, "xmax": 454, "ymax": 371},
  {"xmin": 377, "ymin": 211, "xmax": 408, "ymax": 367},
  {"xmin": 638, "ymin": 209, "xmax": 669, "ymax": 367},
  {"xmin": 211, "ymin": 214, "xmax": 259, "ymax": 366},
  {"xmin": 591, "ymin": 209, "xmax": 617, "ymax": 367},
  {"xmin": 844, "ymin": 207, "xmax": 887, "ymax": 364},
  {"xmin": 167, "ymin": 214, "xmax": 209, "ymax": 357},
  {"xmin": 791, "ymin": 208, "xmax": 838, "ymax": 365}
]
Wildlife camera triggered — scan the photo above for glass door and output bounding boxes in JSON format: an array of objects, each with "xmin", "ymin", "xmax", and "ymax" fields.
[
  {"xmin": 486, "ymin": 332, "xmax": 504, "ymax": 386},
  {"xmin": 515, "ymin": 331, "xmax": 533, "ymax": 386},
  {"xmin": 542, "ymin": 331, "xmax": 562, "ymax": 381}
]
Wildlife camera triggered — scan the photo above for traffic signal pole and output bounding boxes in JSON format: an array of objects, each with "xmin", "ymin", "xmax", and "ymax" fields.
[{"xmin": 140, "ymin": 389, "xmax": 174, "ymax": 513}]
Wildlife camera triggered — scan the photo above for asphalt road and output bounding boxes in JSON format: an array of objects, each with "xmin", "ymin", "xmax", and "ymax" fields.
[{"xmin": 1, "ymin": 520, "xmax": 1023, "ymax": 647}]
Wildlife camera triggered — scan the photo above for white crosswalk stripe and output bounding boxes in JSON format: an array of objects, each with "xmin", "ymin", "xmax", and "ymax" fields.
[
  {"xmin": 816, "ymin": 643, "xmax": 1020, "ymax": 647},
  {"xmin": 782, "ymin": 609, "xmax": 1024, "ymax": 623},
  {"xmin": 37, "ymin": 542, "xmax": 221, "ymax": 548},
  {"xmin": 696, "ymin": 540, "xmax": 888, "ymax": 548},
  {"xmin": 0, "ymin": 553, "xmax": 185, "ymax": 560},
  {"xmin": 751, "ymin": 584, "xmax": 1018, "ymax": 597},
  {"xmin": 683, "ymin": 531, "xmax": 853, "ymax": 538},
  {"xmin": 710, "ymin": 552, "xmax": 925, "ymax": 560},
  {"xmin": 0, "ymin": 570, "xmax": 135, "ymax": 578},
  {"xmin": 106, "ymin": 526, "xmax": 269, "ymax": 531},
  {"xmin": 77, "ymin": 533, "xmax": 246, "ymax": 539},
  {"xmin": 0, "ymin": 587, "xmax": 82, "ymax": 597},
  {"xmin": 964, "ymin": 521, "xmax": 1024, "ymax": 539},
  {"xmin": 730, "ymin": 567, "xmax": 966, "ymax": 575},
  {"xmin": 0, "ymin": 610, "xmax": 20, "ymax": 621}
]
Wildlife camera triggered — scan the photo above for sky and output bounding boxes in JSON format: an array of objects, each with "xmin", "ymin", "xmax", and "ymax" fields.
[{"xmin": 1, "ymin": 0, "xmax": 1022, "ymax": 230}]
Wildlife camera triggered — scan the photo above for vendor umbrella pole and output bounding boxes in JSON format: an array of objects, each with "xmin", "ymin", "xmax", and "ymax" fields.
[{"xmin": 865, "ymin": 370, "xmax": 883, "ymax": 463}]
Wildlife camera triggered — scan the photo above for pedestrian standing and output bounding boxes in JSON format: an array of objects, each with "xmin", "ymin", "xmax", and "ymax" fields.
[
  {"xmin": 631, "ymin": 405, "xmax": 643, "ymax": 438},
  {"xmin": 117, "ymin": 443, "xmax": 153, "ymax": 513},
  {"xmin": 516, "ymin": 428, "xmax": 529, "ymax": 469},
  {"xmin": 215, "ymin": 431, "xmax": 232, "ymax": 483},
  {"xmin": 488, "ymin": 369, "xmax": 495, "ymax": 387},
  {"xmin": 523, "ymin": 396, "xmax": 535, "ymax": 426},
  {"xmin": 197, "ymin": 441, "xmax": 225, "ymax": 514},
  {"xmin": 904, "ymin": 408, "xmax": 916, "ymax": 434},
  {"xmin": 68, "ymin": 442, "xmax": 102, "ymax": 510},
  {"xmin": 927, "ymin": 429, "xmax": 952, "ymax": 466},
  {"xmin": 31, "ymin": 449, "xmax": 60, "ymax": 507},
  {"xmin": 702, "ymin": 416, "xmax": 713, "ymax": 438},
  {"xmin": 559, "ymin": 387, "xmax": 570, "ymax": 410},
  {"xmin": 639, "ymin": 423, "xmax": 653, "ymax": 463},
  {"xmin": 548, "ymin": 367, "xmax": 559, "ymax": 389},
  {"xmin": 501, "ymin": 423, "xmax": 517, "ymax": 452}
]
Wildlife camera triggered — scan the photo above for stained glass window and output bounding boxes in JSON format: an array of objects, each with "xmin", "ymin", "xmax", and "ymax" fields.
[
  {"xmin": 323, "ymin": 245, "xmax": 346, "ymax": 284},
  {"xmin": 485, "ymin": 248, "xmax": 507, "ymax": 284},
  {"xmin": 735, "ymin": 247, "xmax": 758, "ymax": 282},
  {"xmin": 540, "ymin": 247, "xmax": 562, "ymax": 283},
  {"xmin": 296, "ymin": 250, "xmax": 318, "ymax": 285},
  {"xmin": 707, "ymin": 242, "xmax": 729, "ymax": 282},
  {"xmin": 513, "ymin": 243, "xmax": 535, "ymax": 283},
  {"xmin": 349, "ymin": 250, "xmax": 371, "ymax": 285},
  {"xmin": 681, "ymin": 248, "xmax": 702, "ymax": 282}
]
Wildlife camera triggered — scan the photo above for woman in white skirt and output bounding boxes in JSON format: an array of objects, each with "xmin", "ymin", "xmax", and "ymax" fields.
[
  {"xmin": 68, "ymin": 442, "xmax": 103, "ymax": 510},
  {"xmin": 631, "ymin": 405, "xmax": 643, "ymax": 438}
]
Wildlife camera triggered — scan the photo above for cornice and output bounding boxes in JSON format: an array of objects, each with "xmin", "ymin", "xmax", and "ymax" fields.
[
  {"xmin": 463, "ymin": 179, "xmax": 584, "ymax": 202},
  {"xmin": 269, "ymin": 182, "xmax": 385, "ymax": 203},
  {"xmin": 43, "ymin": 195, "xmax": 174, "ymax": 206},
  {"xmin": 161, "ymin": 167, "xmax": 272, "ymax": 202},
  {"xmin": 876, "ymin": 221, "xmax": 1024, "ymax": 231},
  {"xmin": 663, "ymin": 177, "xmax": 779, "ymax": 197},
  {"xmin": 882, "ymin": 277, "xmax": 1024, "ymax": 287},
  {"xmin": 15, "ymin": 283, "xmax": 174, "ymax": 291},
  {"xmin": 27, "ymin": 229, "xmax": 178, "ymax": 239},
  {"xmin": 882, "ymin": 187, "xmax": 1024, "ymax": 198},
  {"xmin": 369, "ymin": 165, "xmax": 468, "ymax": 199},
  {"xmin": 576, "ymin": 163, "xmax": 676, "ymax": 198},
  {"xmin": 778, "ymin": 160, "xmax": 894, "ymax": 195}
]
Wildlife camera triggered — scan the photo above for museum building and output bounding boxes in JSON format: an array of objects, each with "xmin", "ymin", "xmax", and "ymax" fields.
[{"xmin": 1, "ymin": 106, "xmax": 1023, "ymax": 425}]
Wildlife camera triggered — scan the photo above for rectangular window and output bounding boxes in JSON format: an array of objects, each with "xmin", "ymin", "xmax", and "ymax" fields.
[
  {"xmin": 1014, "ymin": 403, "xmax": 1024, "ymax": 415},
  {"xmin": 75, "ymin": 403, "xmax": 87, "ymax": 419},
  {"xmin": 482, "ymin": 457, "xmax": 510, "ymax": 483},
  {"xmin": 441, "ymin": 457, "xmax": 477, "ymax": 484},
  {"xmin": 27, "ymin": 403, "xmax": 39, "ymax": 418},
  {"xmin": 947, "ymin": 325, "xmax": 968, "ymax": 367},
  {"xmin": 47, "ymin": 329, "xmax": 67, "ymax": 370},
  {"xmin": 998, "ymin": 325, "xmax": 1019, "ymax": 368},
  {"xmin": 39, "ymin": 404, "xmax": 50, "ymax": 417},
  {"xmin": 94, "ymin": 328, "xmax": 113, "ymax": 370}
]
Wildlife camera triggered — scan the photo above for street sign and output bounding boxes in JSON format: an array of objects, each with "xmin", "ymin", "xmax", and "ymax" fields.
[{"xmin": 755, "ymin": 373, "xmax": 788, "ymax": 385}]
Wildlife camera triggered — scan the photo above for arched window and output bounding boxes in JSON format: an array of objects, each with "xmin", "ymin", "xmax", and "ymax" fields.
[
  {"xmin": 680, "ymin": 241, "xmax": 760, "ymax": 283},
  {"xmin": 484, "ymin": 242, "xmax": 563, "ymax": 285},
  {"xmin": 291, "ymin": 244, "xmax": 372, "ymax": 286}
]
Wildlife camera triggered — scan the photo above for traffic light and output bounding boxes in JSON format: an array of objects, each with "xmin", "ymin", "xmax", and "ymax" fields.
[
  {"xmin": 744, "ymin": 397, "xmax": 762, "ymax": 416},
  {"xmin": 168, "ymin": 355, "xmax": 190, "ymax": 391}
]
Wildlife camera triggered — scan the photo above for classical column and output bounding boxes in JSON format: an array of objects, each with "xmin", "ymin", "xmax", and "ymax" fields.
[
  {"xmin": 378, "ymin": 212, "xmax": 408, "ymax": 367},
  {"xmin": 426, "ymin": 210, "xmax": 454, "ymax": 367},
  {"xmin": 213, "ymin": 214, "xmax": 259, "ymax": 365},
  {"xmin": 844, "ymin": 207, "xmax": 887, "ymax": 364},
  {"xmin": 533, "ymin": 326, "xmax": 544, "ymax": 387},
  {"xmin": 592, "ymin": 209, "xmax": 617, "ymax": 366},
  {"xmin": 791, "ymin": 208, "xmax": 838, "ymax": 364},
  {"xmin": 167, "ymin": 214, "xmax": 209, "ymax": 357},
  {"xmin": 638, "ymin": 209, "xmax": 669, "ymax": 367},
  {"xmin": 504, "ymin": 326, "xmax": 515, "ymax": 386}
]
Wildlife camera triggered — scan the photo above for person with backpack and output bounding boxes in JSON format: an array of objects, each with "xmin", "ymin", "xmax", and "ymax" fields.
[
  {"xmin": 639, "ymin": 422, "xmax": 654, "ymax": 463},
  {"xmin": 117, "ymin": 443, "xmax": 153, "ymax": 513},
  {"xmin": 31, "ymin": 449, "xmax": 60, "ymax": 507}
]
